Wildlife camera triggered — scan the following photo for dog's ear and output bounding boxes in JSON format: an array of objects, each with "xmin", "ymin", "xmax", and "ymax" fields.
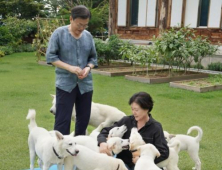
[
  {"xmin": 50, "ymin": 94, "xmax": 55, "ymax": 98},
  {"xmin": 107, "ymin": 141, "xmax": 116, "ymax": 150},
  {"xmin": 169, "ymin": 134, "xmax": 176, "ymax": 139},
  {"xmin": 55, "ymin": 131, "xmax": 64, "ymax": 140}
]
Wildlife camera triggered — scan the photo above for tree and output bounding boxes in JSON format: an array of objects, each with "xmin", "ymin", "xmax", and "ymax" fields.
[
  {"xmin": 45, "ymin": 0, "xmax": 63, "ymax": 16},
  {"xmin": 0, "ymin": 0, "xmax": 44, "ymax": 19},
  {"xmin": 109, "ymin": 0, "xmax": 116, "ymax": 36}
]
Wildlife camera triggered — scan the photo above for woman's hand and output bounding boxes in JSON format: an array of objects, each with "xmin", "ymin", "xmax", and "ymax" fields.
[
  {"xmin": 132, "ymin": 156, "xmax": 139, "ymax": 164},
  {"xmin": 99, "ymin": 142, "xmax": 112, "ymax": 156}
]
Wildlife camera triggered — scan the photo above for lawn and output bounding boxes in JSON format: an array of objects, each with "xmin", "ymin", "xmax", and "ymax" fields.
[{"xmin": 0, "ymin": 52, "xmax": 222, "ymax": 170}]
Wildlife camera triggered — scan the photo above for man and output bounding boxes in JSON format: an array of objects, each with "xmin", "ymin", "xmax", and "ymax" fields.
[{"xmin": 46, "ymin": 5, "xmax": 97, "ymax": 136}]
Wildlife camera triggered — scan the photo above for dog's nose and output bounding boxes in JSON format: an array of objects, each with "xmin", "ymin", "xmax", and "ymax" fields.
[
  {"xmin": 50, "ymin": 110, "xmax": 55, "ymax": 114},
  {"xmin": 75, "ymin": 150, "xmax": 79, "ymax": 154}
]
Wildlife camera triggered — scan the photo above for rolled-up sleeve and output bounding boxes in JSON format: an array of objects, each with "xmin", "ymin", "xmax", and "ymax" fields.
[{"xmin": 46, "ymin": 30, "xmax": 60, "ymax": 64}]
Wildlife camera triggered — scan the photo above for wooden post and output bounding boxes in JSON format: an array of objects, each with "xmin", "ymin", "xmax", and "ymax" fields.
[
  {"xmin": 159, "ymin": 0, "xmax": 168, "ymax": 33},
  {"xmin": 109, "ymin": 0, "xmax": 117, "ymax": 36}
]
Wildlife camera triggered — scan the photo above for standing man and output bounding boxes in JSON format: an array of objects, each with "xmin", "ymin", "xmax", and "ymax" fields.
[{"xmin": 46, "ymin": 5, "xmax": 97, "ymax": 136}]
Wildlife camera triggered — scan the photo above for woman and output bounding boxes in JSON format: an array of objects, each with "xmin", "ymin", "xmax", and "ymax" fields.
[{"xmin": 97, "ymin": 92, "xmax": 169, "ymax": 170}]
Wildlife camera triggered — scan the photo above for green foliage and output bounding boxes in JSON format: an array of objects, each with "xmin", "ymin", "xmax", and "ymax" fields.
[
  {"xmin": 0, "ymin": 26, "xmax": 14, "ymax": 45},
  {"xmin": 192, "ymin": 63, "xmax": 204, "ymax": 69},
  {"xmin": 208, "ymin": 74, "xmax": 222, "ymax": 85},
  {"xmin": 154, "ymin": 27, "xmax": 195, "ymax": 73},
  {"xmin": 94, "ymin": 38, "xmax": 108, "ymax": 65},
  {"xmin": 0, "ymin": 44, "xmax": 36, "ymax": 55},
  {"xmin": 107, "ymin": 35, "xmax": 124, "ymax": 59},
  {"xmin": 32, "ymin": 18, "xmax": 65, "ymax": 60},
  {"xmin": 0, "ymin": 0, "xmax": 44, "ymax": 19},
  {"xmin": 0, "ymin": 50, "xmax": 5, "ymax": 57},
  {"xmin": 207, "ymin": 62, "xmax": 222, "ymax": 71},
  {"xmin": 94, "ymin": 35, "xmax": 124, "ymax": 65},
  {"xmin": 0, "ymin": 46, "xmax": 14, "ymax": 55},
  {"xmin": 0, "ymin": 17, "xmax": 37, "ymax": 46},
  {"xmin": 192, "ymin": 36, "xmax": 218, "ymax": 70},
  {"xmin": 153, "ymin": 27, "xmax": 218, "ymax": 74},
  {"xmin": 119, "ymin": 41, "xmax": 157, "ymax": 75}
]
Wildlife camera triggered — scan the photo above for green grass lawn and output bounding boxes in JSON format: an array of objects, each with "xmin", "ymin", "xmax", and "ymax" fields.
[{"xmin": 0, "ymin": 52, "xmax": 222, "ymax": 170}]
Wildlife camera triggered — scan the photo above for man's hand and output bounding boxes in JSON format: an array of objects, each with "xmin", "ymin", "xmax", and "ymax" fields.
[
  {"xmin": 78, "ymin": 66, "xmax": 91, "ymax": 79},
  {"xmin": 68, "ymin": 65, "xmax": 83, "ymax": 76},
  {"xmin": 99, "ymin": 142, "xmax": 112, "ymax": 156}
]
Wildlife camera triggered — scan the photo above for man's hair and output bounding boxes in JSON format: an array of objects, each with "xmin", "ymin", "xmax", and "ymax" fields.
[
  {"xmin": 129, "ymin": 92, "xmax": 154, "ymax": 112},
  {"xmin": 71, "ymin": 5, "xmax": 91, "ymax": 20}
]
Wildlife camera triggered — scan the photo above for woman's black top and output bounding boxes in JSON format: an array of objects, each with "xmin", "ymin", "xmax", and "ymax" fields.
[{"xmin": 97, "ymin": 114, "xmax": 169, "ymax": 168}]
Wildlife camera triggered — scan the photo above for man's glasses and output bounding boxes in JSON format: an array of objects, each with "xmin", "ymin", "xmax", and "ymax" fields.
[{"xmin": 76, "ymin": 23, "xmax": 88, "ymax": 29}]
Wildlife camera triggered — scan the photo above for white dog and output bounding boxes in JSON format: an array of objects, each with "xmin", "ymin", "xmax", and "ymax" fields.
[
  {"xmin": 64, "ymin": 144, "xmax": 128, "ymax": 170},
  {"xmin": 164, "ymin": 126, "xmax": 203, "ymax": 170},
  {"xmin": 108, "ymin": 125, "xmax": 128, "ymax": 138},
  {"xmin": 129, "ymin": 128, "xmax": 180, "ymax": 170},
  {"xmin": 26, "ymin": 109, "xmax": 79, "ymax": 170},
  {"xmin": 50, "ymin": 95, "xmax": 126, "ymax": 128},
  {"xmin": 135, "ymin": 144, "xmax": 161, "ymax": 170},
  {"xmin": 107, "ymin": 137, "xmax": 129, "ymax": 155}
]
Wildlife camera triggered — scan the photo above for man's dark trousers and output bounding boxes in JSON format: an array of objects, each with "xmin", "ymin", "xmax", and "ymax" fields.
[{"xmin": 54, "ymin": 85, "xmax": 92, "ymax": 135}]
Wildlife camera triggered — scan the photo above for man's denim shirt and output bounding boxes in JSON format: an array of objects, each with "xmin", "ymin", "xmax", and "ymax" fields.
[{"xmin": 46, "ymin": 26, "xmax": 98, "ymax": 94}]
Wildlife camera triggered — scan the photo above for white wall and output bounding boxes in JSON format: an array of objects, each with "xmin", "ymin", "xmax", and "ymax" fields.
[
  {"xmin": 117, "ymin": 0, "xmax": 127, "ymax": 26},
  {"xmin": 170, "ymin": 0, "xmax": 183, "ymax": 27}
]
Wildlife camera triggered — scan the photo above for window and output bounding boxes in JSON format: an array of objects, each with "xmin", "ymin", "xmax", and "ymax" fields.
[
  {"xmin": 199, "ymin": 0, "xmax": 210, "ymax": 26},
  {"xmin": 130, "ymin": 0, "xmax": 139, "ymax": 26},
  {"xmin": 130, "ymin": 0, "xmax": 157, "ymax": 27},
  {"xmin": 184, "ymin": 0, "xmax": 222, "ymax": 28}
]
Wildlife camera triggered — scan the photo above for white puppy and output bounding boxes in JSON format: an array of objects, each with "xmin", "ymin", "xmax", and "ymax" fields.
[
  {"xmin": 50, "ymin": 94, "xmax": 126, "ymax": 128},
  {"xmin": 129, "ymin": 128, "xmax": 145, "ymax": 152},
  {"xmin": 108, "ymin": 125, "xmax": 128, "ymax": 138},
  {"xmin": 129, "ymin": 128, "xmax": 180, "ymax": 170},
  {"xmin": 107, "ymin": 137, "xmax": 129, "ymax": 155},
  {"xmin": 26, "ymin": 109, "xmax": 79, "ymax": 170},
  {"xmin": 164, "ymin": 126, "xmax": 203, "ymax": 170},
  {"xmin": 135, "ymin": 144, "xmax": 161, "ymax": 170},
  {"xmin": 64, "ymin": 144, "xmax": 128, "ymax": 170}
]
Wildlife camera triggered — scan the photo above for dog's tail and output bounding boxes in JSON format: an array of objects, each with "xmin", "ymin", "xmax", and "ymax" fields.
[
  {"xmin": 187, "ymin": 126, "xmax": 203, "ymax": 143},
  {"xmin": 26, "ymin": 109, "xmax": 37, "ymax": 132}
]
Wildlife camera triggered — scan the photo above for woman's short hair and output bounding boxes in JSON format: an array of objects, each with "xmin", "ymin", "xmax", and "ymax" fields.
[
  {"xmin": 129, "ymin": 92, "xmax": 154, "ymax": 112},
  {"xmin": 71, "ymin": 5, "xmax": 91, "ymax": 20}
]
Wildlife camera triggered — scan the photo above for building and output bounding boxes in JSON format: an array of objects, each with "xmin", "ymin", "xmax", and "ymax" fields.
[{"xmin": 110, "ymin": 0, "xmax": 222, "ymax": 67}]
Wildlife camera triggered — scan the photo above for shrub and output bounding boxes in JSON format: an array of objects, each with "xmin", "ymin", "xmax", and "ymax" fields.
[
  {"xmin": 0, "ymin": 26, "xmax": 14, "ymax": 45},
  {"xmin": 0, "ymin": 50, "xmax": 5, "ymax": 57},
  {"xmin": 94, "ymin": 35, "xmax": 124, "ymax": 65},
  {"xmin": 208, "ymin": 62, "xmax": 222, "ymax": 71},
  {"xmin": 153, "ymin": 27, "xmax": 218, "ymax": 75},
  {"xmin": 2, "ymin": 17, "xmax": 37, "ymax": 45},
  {"xmin": 0, "ymin": 46, "xmax": 14, "ymax": 55},
  {"xmin": 192, "ymin": 63, "xmax": 204, "ymax": 69},
  {"xmin": 94, "ymin": 38, "xmax": 107, "ymax": 65},
  {"xmin": 107, "ymin": 35, "xmax": 124, "ymax": 60}
]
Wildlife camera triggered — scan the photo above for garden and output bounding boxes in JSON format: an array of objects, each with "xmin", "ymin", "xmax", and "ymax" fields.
[
  {"xmin": 0, "ymin": 52, "xmax": 222, "ymax": 170},
  {"xmin": 0, "ymin": 0, "xmax": 222, "ymax": 170}
]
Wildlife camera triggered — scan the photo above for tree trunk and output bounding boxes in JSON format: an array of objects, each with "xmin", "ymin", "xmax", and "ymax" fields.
[
  {"xmin": 159, "ymin": 0, "xmax": 168, "ymax": 33},
  {"xmin": 109, "ymin": 0, "xmax": 116, "ymax": 36}
]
